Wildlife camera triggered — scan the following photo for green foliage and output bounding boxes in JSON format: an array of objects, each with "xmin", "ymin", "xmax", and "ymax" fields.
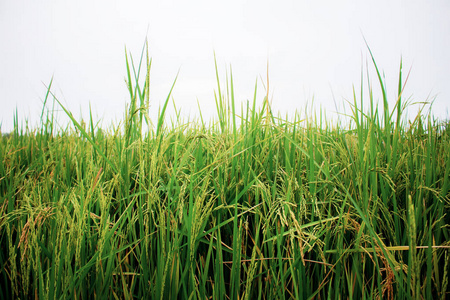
[{"xmin": 0, "ymin": 43, "xmax": 449, "ymax": 299}]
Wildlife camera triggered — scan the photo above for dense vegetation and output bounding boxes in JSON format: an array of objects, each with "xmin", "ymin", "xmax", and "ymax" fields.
[{"xmin": 1, "ymin": 45, "xmax": 449, "ymax": 299}]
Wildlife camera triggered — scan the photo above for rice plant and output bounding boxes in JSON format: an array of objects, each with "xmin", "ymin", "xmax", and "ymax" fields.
[{"xmin": 0, "ymin": 42, "xmax": 449, "ymax": 299}]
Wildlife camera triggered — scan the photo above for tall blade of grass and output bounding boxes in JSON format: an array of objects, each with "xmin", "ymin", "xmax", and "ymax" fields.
[
  {"xmin": 230, "ymin": 66, "xmax": 237, "ymax": 141},
  {"xmin": 214, "ymin": 53, "xmax": 227, "ymax": 133},
  {"xmin": 156, "ymin": 72, "xmax": 179, "ymax": 138}
]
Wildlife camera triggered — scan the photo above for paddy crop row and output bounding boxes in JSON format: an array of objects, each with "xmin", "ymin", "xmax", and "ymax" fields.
[{"xmin": 0, "ymin": 44, "xmax": 449, "ymax": 299}]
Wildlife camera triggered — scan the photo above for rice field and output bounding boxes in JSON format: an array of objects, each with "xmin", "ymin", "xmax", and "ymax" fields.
[{"xmin": 1, "ymin": 45, "xmax": 449, "ymax": 299}]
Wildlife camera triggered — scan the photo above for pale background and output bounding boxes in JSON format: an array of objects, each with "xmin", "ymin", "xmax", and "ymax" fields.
[{"xmin": 1, "ymin": 0, "xmax": 449, "ymax": 132}]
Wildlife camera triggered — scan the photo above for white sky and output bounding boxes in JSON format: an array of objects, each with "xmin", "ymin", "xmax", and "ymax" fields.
[{"xmin": 1, "ymin": 0, "xmax": 449, "ymax": 132}]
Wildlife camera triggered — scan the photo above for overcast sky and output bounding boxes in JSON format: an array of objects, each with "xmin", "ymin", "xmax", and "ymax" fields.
[{"xmin": 1, "ymin": 0, "xmax": 449, "ymax": 132}]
